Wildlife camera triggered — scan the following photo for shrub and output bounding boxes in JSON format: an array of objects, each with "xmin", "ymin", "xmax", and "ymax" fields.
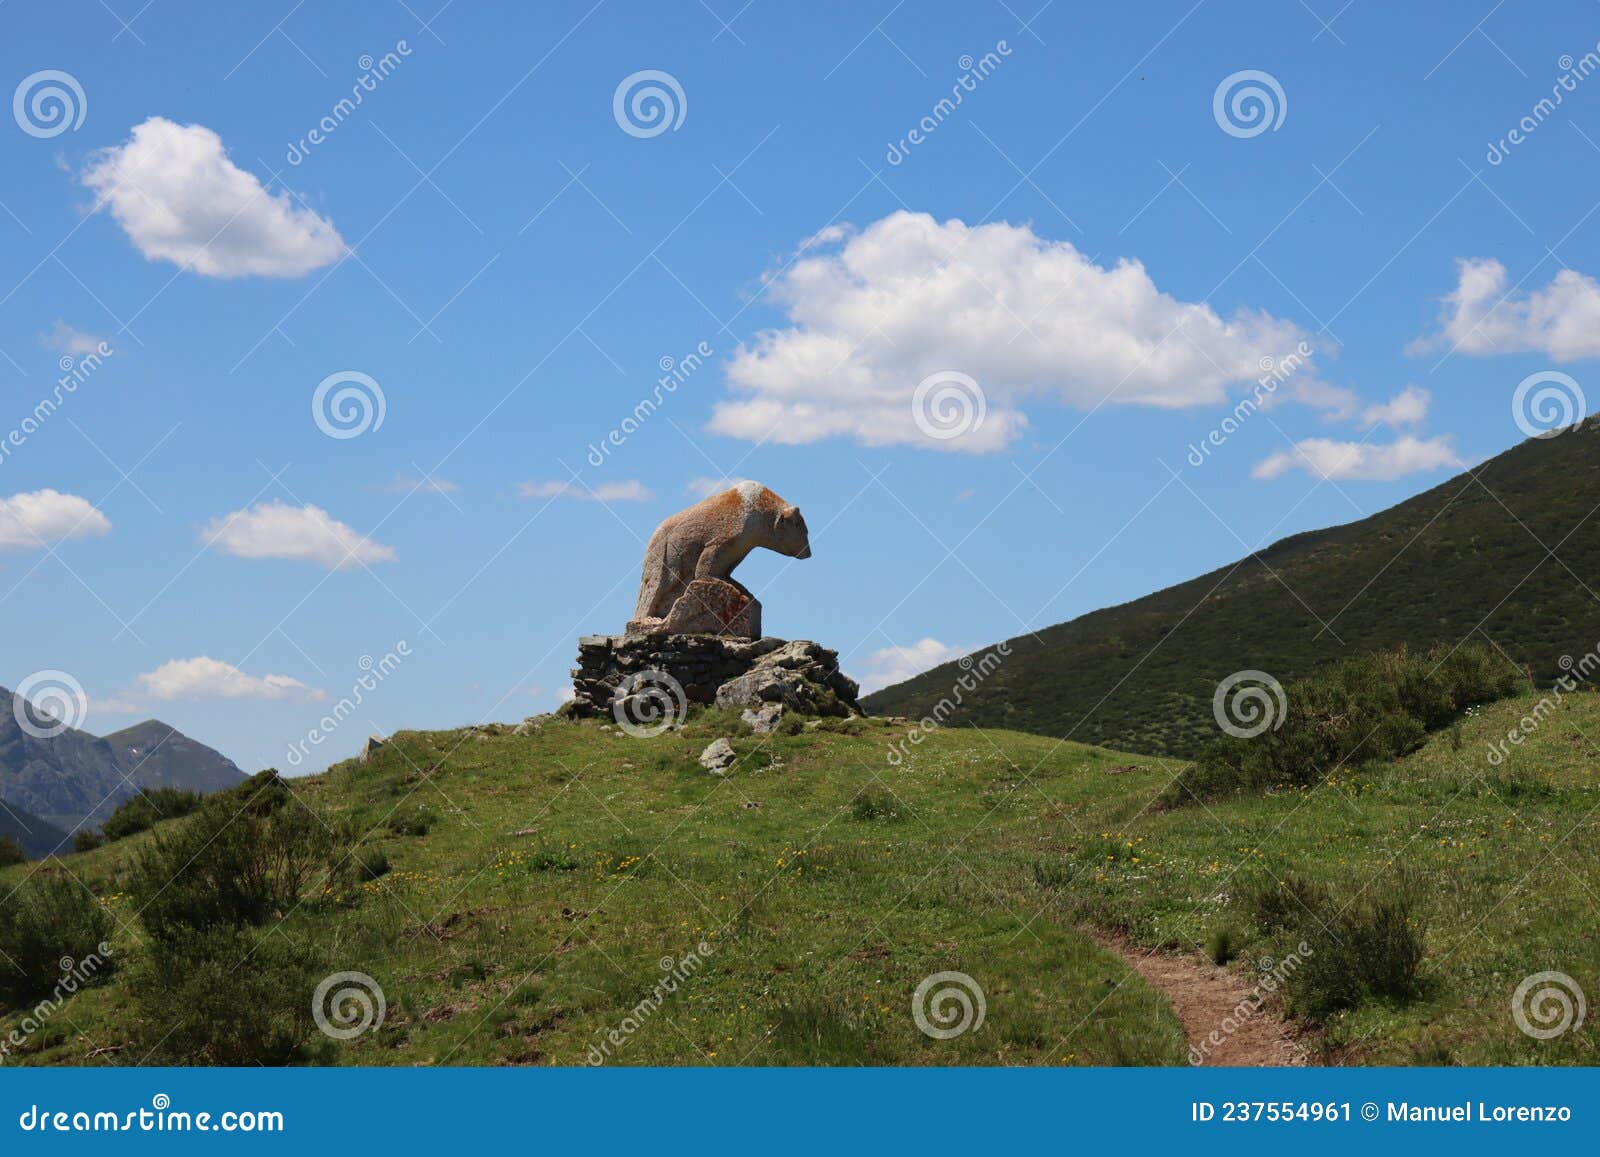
[
  {"xmin": 1170, "ymin": 643, "xmax": 1521, "ymax": 803},
  {"xmin": 0, "ymin": 836, "xmax": 23, "ymax": 867},
  {"xmin": 386, "ymin": 804, "xmax": 437, "ymax": 837},
  {"xmin": 132, "ymin": 925, "xmax": 328, "ymax": 1065},
  {"xmin": 0, "ymin": 876, "xmax": 114, "ymax": 1009},
  {"xmin": 129, "ymin": 785, "xmax": 347, "ymax": 948},
  {"xmin": 101, "ymin": 787, "xmax": 205, "ymax": 842},
  {"xmin": 1206, "ymin": 926, "xmax": 1239, "ymax": 966},
  {"xmin": 1249, "ymin": 873, "xmax": 1329, "ymax": 934},
  {"xmin": 72, "ymin": 830, "xmax": 104, "ymax": 854},
  {"xmin": 354, "ymin": 845, "xmax": 390, "ymax": 882},
  {"xmin": 1283, "ymin": 884, "xmax": 1427, "ymax": 1019}
]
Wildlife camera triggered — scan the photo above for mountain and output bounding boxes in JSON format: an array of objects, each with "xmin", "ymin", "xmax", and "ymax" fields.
[
  {"xmin": 0, "ymin": 689, "xmax": 245, "ymax": 839},
  {"xmin": 0, "ymin": 802, "xmax": 69, "ymax": 859},
  {"xmin": 863, "ymin": 424, "xmax": 1600, "ymax": 756}
]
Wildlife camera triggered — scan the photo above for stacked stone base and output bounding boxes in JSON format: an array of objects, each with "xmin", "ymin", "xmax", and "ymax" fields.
[{"xmin": 564, "ymin": 634, "xmax": 862, "ymax": 720}]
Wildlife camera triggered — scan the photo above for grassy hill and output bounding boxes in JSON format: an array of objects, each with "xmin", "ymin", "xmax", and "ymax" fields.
[
  {"xmin": 5, "ymin": 689, "xmax": 1597, "ymax": 1066},
  {"xmin": 863, "ymin": 424, "xmax": 1600, "ymax": 756}
]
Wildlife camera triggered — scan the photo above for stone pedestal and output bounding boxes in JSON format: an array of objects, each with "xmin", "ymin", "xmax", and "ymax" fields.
[{"xmin": 564, "ymin": 634, "xmax": 862, "ymax": 720}]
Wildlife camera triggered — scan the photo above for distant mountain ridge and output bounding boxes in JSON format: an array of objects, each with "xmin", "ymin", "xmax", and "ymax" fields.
[
  {"xmin": 0, "ymin": 688, "xmax": 245, "ymax": 848},
  {"xmin": 0, "ymin": 802, "xmax": 69, "ymax": 859},
  {"xmin": 863, "ymin": 424, "xmax": 1600, "ymax": 756}
]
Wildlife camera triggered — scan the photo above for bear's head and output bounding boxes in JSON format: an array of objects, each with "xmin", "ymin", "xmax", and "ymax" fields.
[{"xmin": 773, "ymin": 503, "xmax": 811, "ymax": 559}]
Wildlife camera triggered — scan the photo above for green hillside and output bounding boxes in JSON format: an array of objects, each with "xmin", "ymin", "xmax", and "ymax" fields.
[
  {"xmin": 863, "ymin": 424, "xmax": 1600, "ymax": 756},
  {"xmin": 4, "ymin": 688, "xmax": 1597, "ymax": 1066}
]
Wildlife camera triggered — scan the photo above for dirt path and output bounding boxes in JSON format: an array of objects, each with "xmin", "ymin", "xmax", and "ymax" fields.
[{"xmin": 1095, "ymin": 933, "xmax": 1310, "ymax": 1066}]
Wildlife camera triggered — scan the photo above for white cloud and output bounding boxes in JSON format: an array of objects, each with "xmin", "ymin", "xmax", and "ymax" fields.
[
  {"xmin": 709, "ymin": 211, "xmax": 1317, "ymax": 452},
  {"xmin": 1361, "ymin": 385, "xmax": 1431, "ymax": 429},
  {"xmin": 685, "ymin": 475, "xmax": 754, "ymax": 498},
  {"xmin": 1253, "ymin": 435, "xmax": 1462, "ymax": 482},
  {"xmin": 81, "ymin": 117, "xmax": 345, "ymax": 279},
  {"xmin": 42, "ymin": 321, "xmax": 108, "ymax": 355},
  {"xmin": 202, "ymin": 500, "xmax": 395, "ymax": 569},
  {"xmin": 519, "ymin": 480, "xmax": 653, "ymax": 502},
  {"xmin": 0, "ymin": 489, "xmax": 111, "ymax": 549},
  {"xmin": 857, "ymin": 637, "xmax": 969, "ymax": 694},
  {"xmin": 134, "ymin": 656, "xmax": 323, "ymax": 702},
  {"xmin": 1410, "ymin": 258, "xmax": 1600, "ymax": 361}
]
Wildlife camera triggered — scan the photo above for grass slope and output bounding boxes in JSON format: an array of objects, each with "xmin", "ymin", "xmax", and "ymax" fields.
[
  {"xmin": 864, "ymin": 425, "xmax": 1600, "ymax": 756},
  {"xmin": 4, "ymin": 691, "xmax": 1596, "ymax": 1066}
]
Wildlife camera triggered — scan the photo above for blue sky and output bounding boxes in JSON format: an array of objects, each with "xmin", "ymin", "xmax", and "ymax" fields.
[{"xmin": 3, "ymin": 0, "xmax": 1599, "ymax": 774}]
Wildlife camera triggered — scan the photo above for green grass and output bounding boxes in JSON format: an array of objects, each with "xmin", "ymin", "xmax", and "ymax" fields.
[{"xmin": 4, "ymin": 689, "xmax": 1598, "ymax": 1066}]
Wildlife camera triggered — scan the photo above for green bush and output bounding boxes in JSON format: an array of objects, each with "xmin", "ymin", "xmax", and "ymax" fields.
[
  {"xmin": 101, "ymin": 787, "xmax": 205, "ymax": 841},
  {"xmin": 129, "ymin": 784, "xmax": 347, "ymax": 948},
  {"xmin": 1206, "ymin": 926, "xmax": 1240, "ymax": 966},
  {"xmin": 1282, "ymin": 883, "xmax": 1427, "ymax": 1019},
  {"xmin": 72, "ymin": 830, "xmax": 104, "ymax": 854},
  {"xmin": 0, "ymin": 876, "xmax": 114, "ymax": 1009},
  {"xmin": 354, "ymin": 845, "xmax": 390, "ymax": 882},
  {"xmin": 0, "ymin": 836, "xmax": 23, "ymax": 867},
  {"xmin": 385, "ymin": 804, "xmax": 437, "ymax": 837},
  {"xmin": 850, "ymin": 790, "xmax": 902, "ymax": 822},
  {"xmin": 131, "ymin": 925, "xmax": 328, "ymax": 1065},
  {"xmin": 1250, "ymin": 873, "xmax": 1329, "ymax": 934},
  {"xmin": 1170, "ymin": 644, "xmax": 1522, "ymax": 803}
]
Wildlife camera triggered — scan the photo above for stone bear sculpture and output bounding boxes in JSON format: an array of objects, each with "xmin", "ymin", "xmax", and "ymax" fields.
[{"xmin": 628, "ymin": 482, "xmax": 811, "ymax": 637}]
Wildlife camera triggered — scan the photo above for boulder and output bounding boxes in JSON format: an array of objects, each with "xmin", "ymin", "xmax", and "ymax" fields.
[
  {"xmin": 699, "ymin": 738, "xmax": 737, "ymax": 774},
  {"xmin": 741, "ymin": 703, "xmax": 785, "ymax": 734}
]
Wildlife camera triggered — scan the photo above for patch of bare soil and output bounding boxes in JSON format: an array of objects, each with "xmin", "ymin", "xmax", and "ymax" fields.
[{"xmin": 1095, "ymin": 933, "xmax": 1311, "ymax": 1066}]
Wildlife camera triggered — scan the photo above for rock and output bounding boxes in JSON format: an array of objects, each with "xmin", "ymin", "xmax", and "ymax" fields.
[
  {"xmin": 699, "ymin": 738, "xmax": 737, "ymax": 774},
  {"xmin": 629, "ymin": 577, "xmax": 761, "ymax": 638},
  {"xmin": 714, "ymin": 642, "xmax": 860, "ymax": 718},
  {"xmin": 741, "ymin": 702, "xmax": 785, "ymax": 733},
  {"xmin": 360, "ymin": 735, "xmax": 385, "ymax": 763}
]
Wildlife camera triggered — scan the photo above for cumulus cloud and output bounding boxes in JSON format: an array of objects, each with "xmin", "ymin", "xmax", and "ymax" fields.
[
  {"xmin": 202, "ymin": 500, "xmax": 395, "ymax": 569},
  {"xmin": 1410, "ymin": 258, "xmax": 1600, "ymax": 361},
  {"xmin": 1361, "ymin": 385, "xmax": 1431, "ymax": 429},
  {"xmin": 858, "ymin": 637, "xmax": 969, "ymax": 693},
  {"xmin": 1253, "ymin": 435, "xmax": 1462, "ymax": 482},
  {"xmin": 519, "ymin": 480, "xmax": 653, "ymax": 502},
  {"xmin": 685, "ymin": 475, "xmax": 755, "ymax": 498},
  {"xmin": 0, "ymin": 489, "xmax": 111, "ymax": 549},
  {"xmin": 81, "ymin": 117, "xmax": 345, "ymax": 278},
  {"xmin": 709, "ymin": 211, "xmax": 1317, "ymax": 452},
  {"xmin": 135, "ymin": 657, "xmax": 324, "ymax": 702},
  {"xmin": 41, "ymin": 321, "xmax": 108, "ymax": 355}
]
